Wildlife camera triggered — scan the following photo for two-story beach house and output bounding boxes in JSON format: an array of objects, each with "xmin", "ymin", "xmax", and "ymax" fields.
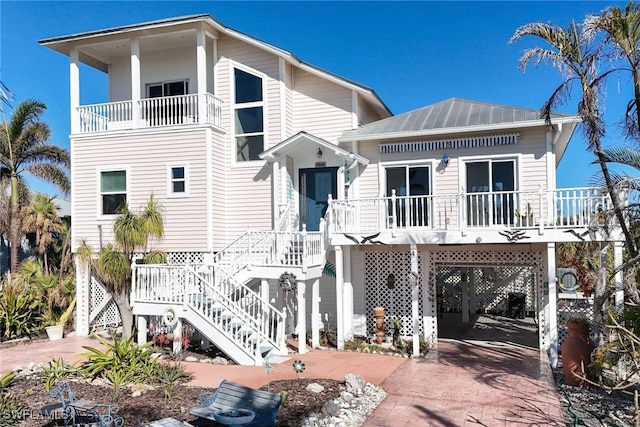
[{"xmin": 40, "ymin": 14, "xmax": 625, "ymax": 366}]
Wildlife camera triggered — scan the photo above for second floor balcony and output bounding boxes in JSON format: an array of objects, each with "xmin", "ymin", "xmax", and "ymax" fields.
[
  {"xmin": 327, "ymin": 187, "xmax": 617, "ymax": 243},
  {"xmin": 75, "ymin": 93, "xmax": 223, "ymax": 134}
]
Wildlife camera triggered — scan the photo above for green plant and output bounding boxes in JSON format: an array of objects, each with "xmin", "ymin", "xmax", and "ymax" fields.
[
  {"xmin": 40, "ymin": 357, "xmax": 77, "ymax": 392},
  {"xmin": 0, "ymin": 391, "xmax": 26, "ymax": 426},
  {"xmin": 79, "ymin": 333, "xmax": 157, "ymax": 400},
  {"xmin": 0, "ymin": 371, "xmax": 17, "ymax": 389},
  {"xmin": 143, "ymin": 250, "xmax": 167, "ymax": 264},
  {"xmin": 154, "ymin": 362, "xmax": 192, "ymax": 401},
  {"xmin": 392, "ymin": 317, "xmax": 403, "ymax": 347},
  {"xmin": 0, "ymin": 282, "xmax": 39, "ymax": 338}
]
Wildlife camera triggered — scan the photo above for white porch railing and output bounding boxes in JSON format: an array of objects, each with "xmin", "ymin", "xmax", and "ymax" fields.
[
  {"xmin": 213, "ymin": 229, "xmax": 325, "ymax": 274},
  {"xmin": 76, "ymin": 93, "xmax": 223, "ymax": 133},
  {"xmin": 131, "ymin": 263, "xmax": 286, "ymax": 358},
  {"xmin": 328, "ymin": 187, "xmax": 613, "ymax": 234}
]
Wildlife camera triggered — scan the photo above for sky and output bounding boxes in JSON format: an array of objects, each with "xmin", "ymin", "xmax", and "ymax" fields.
[{"xmin": 0, "ymin": 0, "xmax": 635, "ymax": 197}]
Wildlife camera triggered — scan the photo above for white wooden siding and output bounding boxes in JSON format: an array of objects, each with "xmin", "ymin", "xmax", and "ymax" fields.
[
  {"xmin": 71, "ymin": 128, "xmax": 208, "ymax": 253},
  {"xmin": 210, "ymin": 35, "xmax": 281, "ymax": 248},
  {"xmin": 357, "ymin": 128, "xmax": 550, "ymax": 201},
  {"xmin": 357, "ymin": 96, "xmax": 384, "ymax": 127},
  {"xmin": 292, "ymin": 69, "xmax": 352, "ymax": 142},
  {"xmin": 108, "ymin": 47, "xmax": 198, "ymax": 101}
]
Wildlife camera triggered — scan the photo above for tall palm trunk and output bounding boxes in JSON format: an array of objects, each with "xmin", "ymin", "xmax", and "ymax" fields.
[
  {"xmin": 9, "ymin": 173, "xmax": 20, "ymax": 272},
  {"xmin": 112, "ymin": 291, "xmax": 134, "ymax": 339}
]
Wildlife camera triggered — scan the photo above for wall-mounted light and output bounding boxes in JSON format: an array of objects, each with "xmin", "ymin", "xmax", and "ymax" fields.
[
  {"xmin": 317, "ymin": 148, "xmax": 323, "ymax": 158},
  {"xmin": 442, "ymin": 153, "xmax": 450, "ymax": 166}
]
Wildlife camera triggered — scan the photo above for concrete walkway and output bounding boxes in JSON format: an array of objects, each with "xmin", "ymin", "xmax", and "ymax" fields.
[{"xmin": 0, "ymin": 335, "xmax": 566, "ymax": 426}]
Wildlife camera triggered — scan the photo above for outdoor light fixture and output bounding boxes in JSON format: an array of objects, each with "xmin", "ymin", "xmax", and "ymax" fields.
[
  {"xmin": 317, "ymin": 148, "xmax": 323, "ymax": 158},
  {"xmin": 442, "ymin": 153, "xmax": 450, "ymax": 166}
]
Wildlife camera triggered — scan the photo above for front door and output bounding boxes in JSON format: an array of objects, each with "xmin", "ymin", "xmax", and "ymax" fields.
[{"xmin": 299, "ymin": 167, "xmax": 338, "ymax": 231}]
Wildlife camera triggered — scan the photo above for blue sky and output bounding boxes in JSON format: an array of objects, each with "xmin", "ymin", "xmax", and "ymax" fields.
[{"xmin": 0, "ymin": 0, "xmax": 633, "ymax": 196}]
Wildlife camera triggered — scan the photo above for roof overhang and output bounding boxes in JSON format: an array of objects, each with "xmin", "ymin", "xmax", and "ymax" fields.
[
  {"xmin": 39, "ymin": 14, "xmax": 391, "ymax": 117},
  {"xmin": 552, "ymin": 120, "xmax": 580, "ymax": 166},
  {"xmin": 338, "ymin": 116, "xmax": 581, "ymax": 143},
  {"xmin": 260, "ymin": 131, "xmax": 369, "ymax": 165}
]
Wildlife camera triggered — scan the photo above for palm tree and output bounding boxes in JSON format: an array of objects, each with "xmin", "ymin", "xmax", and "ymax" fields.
[
  {"xmin": 0, "ymin": 99, "xmax": 70, "ymax": 272},
  {"xmin": 78, "ymin": 196, "xmax": 164, "ymax": 338},
  {"xmin": 585, "ymin": 2, "xmax": 640, "ymax": 139},
  {"xmin": 509, "ymin": 21, "xmax": 637, "ymax": 262},
  {"xmin": 21, "ymin": 193, "xmax": 64, "ymax": 274}
]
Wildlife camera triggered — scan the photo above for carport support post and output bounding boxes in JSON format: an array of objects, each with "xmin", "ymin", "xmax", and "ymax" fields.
[
  {"xmin": 410, "ymin": 245, "xmax": 419, "ymax": 357},
  {"xmin": 614, "ymin": 241, "xmax": 624, "ymax": 310},
  {"xmin": 461, "ymin": 270, "xmax": 470, "ymax": 324},
  {"xmin": 335, "ymin": 246, "xmax": 345, "ymax": 349},
  {"xmin": 547, "ymin": 243, "xmax": 559, "ymax": 368}
]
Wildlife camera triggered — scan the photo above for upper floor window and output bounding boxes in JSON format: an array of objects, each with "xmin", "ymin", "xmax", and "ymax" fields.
[
  {"xmin": 168, "ymin": 165, "xmax": 187, "ymax": 196},
  {"xmin": 101, "ymin": 170, "xmax": 126, "ymax": 215},
  {"xmin": 466, "ymin": 159, "xmax": 516, "ymax": 226},
  {"xmin": 234, "ymin": 68, "xmax": 263, "ymax": 162},
  {"xmin": 385, "ymin": 165, "xmax": 431, "ymax": 227},
  {"xmin": 147, "ymin": 80, "xmax": 188, "ymax": 98}
]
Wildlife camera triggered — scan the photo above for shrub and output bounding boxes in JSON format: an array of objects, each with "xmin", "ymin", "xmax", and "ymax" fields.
[{"xmin": 79, "ymin": 333, "xmax": 157, "ymax": 401}]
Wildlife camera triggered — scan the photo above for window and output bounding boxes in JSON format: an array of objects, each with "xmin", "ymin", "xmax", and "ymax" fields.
[
  {"xmin": 234, "ymin": 68, "xmax": 264, "ymax": 162},
  {"xmin": 466, "ymin": 160, "xmax": 516, "ymax": 226},
  {"xmin": 385, "ymin": 165, "xmax": 431, "ymax": 227},
  {"xmin": 100, "ymin": 170, "xmax": 126, "ymax": 215},
  {"xmin": 168, "ymin": 165, "xmax": 187, "ymax": 196},
  {"xmin": 147, "ymin": 80, "xmax": 188, "ymax": 98}
]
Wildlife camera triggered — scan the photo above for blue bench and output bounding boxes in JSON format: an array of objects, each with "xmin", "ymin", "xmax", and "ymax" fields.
[
  {"xmin": 189, "ymin": 380, "xmax": 282, "ymax": 426},
  {"xmin": 48, "ymin": 381, "xmax": 124, "ymax": 427}
]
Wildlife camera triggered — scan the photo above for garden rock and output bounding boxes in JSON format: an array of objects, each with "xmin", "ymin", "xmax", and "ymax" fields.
[{"xmin": 306, "ymin": 383, "xmax": 325, "ymax": 393}]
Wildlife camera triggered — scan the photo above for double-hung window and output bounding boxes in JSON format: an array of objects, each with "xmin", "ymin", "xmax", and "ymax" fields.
[
  {"xmin": 100, "ymin": 170, "xmax": 126, "ymax": 215},
  {"xmin": 168, "ymin": 165, "xmax": 187, "ymax": 196},
  {"xmin": 234, "ymin": 68, "xmax": 264, "ymax": 162},
  {"xmin": 385, "ymin": 165, "xmax": 431, "ymax": 228}
]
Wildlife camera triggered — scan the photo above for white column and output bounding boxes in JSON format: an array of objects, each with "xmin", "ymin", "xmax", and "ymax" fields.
[
  {"xmin": 335, "ymin": 246, "xmax": 345, "ymax": 349},
  {"xmin": 297, "ymin": 280, "xmax": 307, "ymax": 354},
  {"xmin": 461, "ymin": 270, "xmax": 469, "ymax": 324},
  {"xmin": 74, "ymin": 257, "xmax": 90, "ymax": 336},
  {"xmin": 69, "ymin": 48, "xmax": 80, "ymax": 134},
  {"xmin": 311, "ymin": 278, "xmax": 320, "ymax": 348},
  {"xmin": 272, "ymin": 161, "xmax": 280, "ymax": 228},
  {"xmin": 205, "ymin": 129, "xmax": 213, "ymax": 251},
  {"xmin": 130, "ymin": 38, "xmax": 140, "ymax": 126},
  {"xmin": 196, "ymin": 27, "xmax": 206, "ymax": 123},
  {"xmin": 343, "ymin": 247, "xmax": 353, "ymax": 341},
  {"xmin": 547, "ymin": 243, "xmax": 558, "ymax": 367},
  {"xmin": 410, "ymin": 244, "xmax": 419, "ymax": 356},
  {"xmin": 137, "ymin": 316, "xmax": 147, "ymax": 345},
  {"xmin": 260, "ymin": 279, "xmax": 270, "ymax": 302},
  {"xmin": 614, "ymin": 241, "xmax": 624, "ymax": 310},
  {"xmin": 172, "ymin": 319, "xmax": 183, "ymax": 354}
]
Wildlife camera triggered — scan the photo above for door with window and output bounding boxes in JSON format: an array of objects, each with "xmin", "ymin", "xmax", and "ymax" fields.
[
  {"xmin": 466, "ymin": 160, "xmax": 515, "ymax": 227},
  {"xmin": 385, "ymin": 165, "xmax": 431, "ymax": 228},
  {"xmin": 299, "ymin": 168, "xmax": 338, "ymax": 231}
]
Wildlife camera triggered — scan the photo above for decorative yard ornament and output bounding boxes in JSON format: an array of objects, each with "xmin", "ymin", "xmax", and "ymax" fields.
[
  {"xmin": 292, "ymin": 360, "xmax": 306, "ymax": 376},
  {"xmin": 279, "ymin": 272, "xmax": 297, "ymax": 292}
]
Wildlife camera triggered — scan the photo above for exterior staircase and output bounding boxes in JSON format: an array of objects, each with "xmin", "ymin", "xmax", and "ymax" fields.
[{"xmin": 131, "ymin": 209, "xmax": 328, "ymax": 365}]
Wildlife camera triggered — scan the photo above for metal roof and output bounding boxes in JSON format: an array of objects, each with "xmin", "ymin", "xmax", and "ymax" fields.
[{"xmin": 341, "ymin": 98, "xmax": 576, "ymax": 141}]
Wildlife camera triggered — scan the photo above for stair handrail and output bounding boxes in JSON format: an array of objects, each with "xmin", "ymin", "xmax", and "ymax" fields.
[{"xmin": 184, "ymin": 264, "xmax": 286, "ymax": 354}]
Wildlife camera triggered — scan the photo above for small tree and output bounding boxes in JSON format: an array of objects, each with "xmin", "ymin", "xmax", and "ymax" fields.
[{"xmin": 78, "ymin": 195, "xmax": 164, "ymax": 338}]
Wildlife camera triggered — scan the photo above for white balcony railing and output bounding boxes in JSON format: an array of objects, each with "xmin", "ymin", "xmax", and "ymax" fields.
[
  {"xmin": 76, "ymin": 93, "xmax": 223, "ymax": 133},
  {"xmin": 328, "ymin": 187, "xmax": 613, "ymax": 235}
]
